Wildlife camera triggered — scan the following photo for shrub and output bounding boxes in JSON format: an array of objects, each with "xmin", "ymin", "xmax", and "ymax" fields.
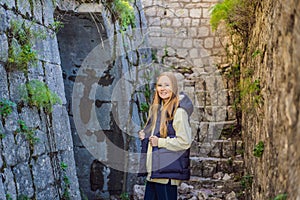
[{"xmin": 21, "ymin": 80, "xmax": 62, "ymax": 113}]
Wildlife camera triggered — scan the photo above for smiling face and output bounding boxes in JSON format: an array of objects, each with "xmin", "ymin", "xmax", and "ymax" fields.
[{"xmin": 156, "ymin": 75, "xmax": 173, "ymax": 103}]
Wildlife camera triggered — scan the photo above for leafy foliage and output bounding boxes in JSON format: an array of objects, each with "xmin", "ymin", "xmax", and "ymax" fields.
[
  {"xmin": 240, "ymin": 174, "xmax": 253, "ymax": 189},
  {"xmin": 253, "ymin": 141, "xmax": 264, "ymax": 157},
  {"xmin": 104, "ymin": 0, "xmax": 135, "ymax": 31},
  {"xmin": 21, "ymin": 80, "xmax": 62, "ymax": 113},
  {"xmin": 0, "ymin": 99, "xmax": 16, "ymax": 118},
  {"xmin": 210, "ymin": 0, "xmax": 239, "ymax": 31},
  {"xmin": 7, "ymin": 20, "xmax": 38, "ymax": 72},
  {"xmin": 16, "ymin": 120, "xmax": 39, "ymax": 147},
  {"xmin": 60, "ymin": 162, "xmax": 71, "ymax": 200},
  {"xmin": 274, "ymin": 193, "xmax": 287, "ymax": 200}
]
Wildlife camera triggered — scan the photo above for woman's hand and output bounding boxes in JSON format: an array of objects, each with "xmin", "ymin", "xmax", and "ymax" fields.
[
  {"xmin": 149, "ymin": 136, "xmax": 158, "ymax": 147},
  {"xmin": 139, "ymin": 130, "xmax": 145, "ymax": 140}
]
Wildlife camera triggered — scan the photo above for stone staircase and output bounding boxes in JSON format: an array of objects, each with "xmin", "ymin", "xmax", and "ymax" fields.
[
  {"xmin": 178, "ymin": 138, "xmax": 245, "ymax": 200},
  {"xmin": 133, "ymin": 138, "xmax": 245, "ymax": 200}
]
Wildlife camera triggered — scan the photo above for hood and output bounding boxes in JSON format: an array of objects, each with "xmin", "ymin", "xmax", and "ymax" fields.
[{"xmin": 178, "ymin": 92, "xmax": 194, "ymax": 117}]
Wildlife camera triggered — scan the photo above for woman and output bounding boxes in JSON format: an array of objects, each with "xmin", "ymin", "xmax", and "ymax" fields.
[{"xmin": 138, "ymin": 72, "xmax": 194, "ymax": 200}]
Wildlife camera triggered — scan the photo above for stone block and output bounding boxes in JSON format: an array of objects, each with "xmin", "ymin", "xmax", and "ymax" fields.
[
  {"xmin": 44, "ymin": 63, "xmax": 67, "ymax": 104},
  {"xmin": 198, "ymin": 26, "xmax": 210, "ymax": 37},
  {"xmin": 32, "ymin": 0, "xmax": 43, "ymax": 23},
  {"xmin": 31, "ymin": 155, "xmax": 54, "ymax": 190},
  {"xmin": 42, "ymin": 0, "xmax": 54, "ymax": 26},
  {"xmin": 3, "ymin": 168, "xmax": 17, "ymax": 199},
  {"xmin": 0, "ymin": 64, "xmax": 8, "ymax": 99},
  {"xmin": 191, "ymin": 19, "xmax": 200, "ymax": 26},
  {"xmin": 176, "ymin": 9, "xmax": 189, "ymax": 18},
  {"xmin": 51, "ymin": 105, "xmax": 73, "ymax": 151},
  {"xmin": 177, "ymin": 48, "xmax": 188, "ymax": 57},
  {"xmin": 189, "ymin": 48, "xmax": 199, "ymax": 58},
  {"xmin": 148, "ymin": 17, "xmax": 161, "ymax": 26},
  {"xmin": 17, "ymin": 0, "xmax": 31, "ymax": 17},
  {"xmin": 172, "ymin": 18, "xmax": 182, "ymax": 27},
  {"xmin": 204, "ymin": 37, "xmax": 214, "ymax": 49},
  {"xmin": 4, "ymin": 108, "xmax": 18, "ymax": 132},
  {"xmin": 0, "ymin": 0, "xmax": 15, "ymax": 9},
  {"xmin": 8, "ymin": 71, "xmax": 27, "ymax": 103},
  {"xmin": 202, "ymin": 160, "xmax": 217, "ymax": 178},
  {"xmin": 13, "ymin": 163, "xmax": 34, "ymax": 197},
  {"xmin": 28, "ymin": 60, "xmax": 44, "ymax": 81},
  {"xmin": 2, "ymin": 131, "xmax": 17, "ymax": 166},
  {"xmin": 209, "ymin": 141, "xmax": 222, "ymax": 157},
  {"xmin": 202, "ymin": 7, "xmax": 211, "ymax": 18},
  {"xmin": 0, "ymin": 34, "xmax": 8, "ymax": 62},
  {"xmin": 190, "ymin": 8, "xmax": 201, "ymax": 18},
  {"xmin": 214, "ymin": 106, "xmax": 227, "ymax": 122},
  {"xmin": 182, "ymin": 39, "xmax": 193, "ymax": 48},
  {"xmin": 145, "ymin": 7, "xmax": 157, "ymax": 17},
  {"xmin": 36, "ymin": 185, "xmax": 60, "ymax": 200},
  {"xmin": 16, "ymin": 133, "xmax": 30, "ymax": 163},
  {"xmin": 58, "ymin": 150, "xmax": 82, "ymax": 200},
  {"xmin": 33, "ymin": 25, "xmax": 61, "ymax": 64},
  {"xmin": 32, "ymin": 129, "xmax": 50, "ymax": 156},
  {"xmin": 222, "ymin": 140, "xmax": 235, "ymax": 158},
  {"xmin": 183, "ymin": 18, "xmax": 191, "ymax": 26},
  {"xmin": 20, "ymin": 107, "xmax": 41, "ymax": 128},
  {"xmin": 190, "ymin": 158, "xmax": 202, "ymax": 176},
  {"xmin": 0, "ymin": 179, "xmax": 5, "ymax": 200}
]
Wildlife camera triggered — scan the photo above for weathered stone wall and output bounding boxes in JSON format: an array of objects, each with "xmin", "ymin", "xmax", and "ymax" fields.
[
  {"xmin": 0, "ymin": 0, "xmax": 80, "ymax": 199},
  {"xmin": 56, "ymin": 0, "xmax": 152, "ymax": 199},
  {"xmin": 241, "ymin": 0, "xmax": 300, "ymax": 199},
  {"xmin": 141, "ymin": 0, "xmax": 237, "ymax": 156}
]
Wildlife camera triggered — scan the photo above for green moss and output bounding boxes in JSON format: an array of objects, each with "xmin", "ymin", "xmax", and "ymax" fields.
[
  {"xmin": 7, "ymin": 20, "xmax": 38, "ymax": 72},
  {"xmin": 16, "ymin": 120, "xmax": 39, "ymax": 147},
  {"xmin": 253, "ymin": 141, "xmax": 264, "ymax": 157},
  {"xmin": 104, "ymin": 0, "xmax": 135, "ymax": 31},
  {"xmin": 210, "ymin": 0, "xmax": 240, "ymax": 31},
  {"xmin": 274, "ymin": 193, "xmax": 287, "ymax": 200},
  {"xmin": 0, "ymin": 99, "xmax": 16, "ymax": 118},
  {"xmin": 20, "ymin": 80, "xmax": 62, "ymax": 114}
]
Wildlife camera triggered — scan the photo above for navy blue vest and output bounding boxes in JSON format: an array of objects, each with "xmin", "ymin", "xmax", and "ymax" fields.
[{"xmin": 138, "ymin": 112, "xmax": 191, "ymax": 180}]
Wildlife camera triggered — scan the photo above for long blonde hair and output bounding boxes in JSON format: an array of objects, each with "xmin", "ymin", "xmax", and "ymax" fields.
[{"xmin": 146, "ymin": 72, "xmax": 179, "ymax": 138}]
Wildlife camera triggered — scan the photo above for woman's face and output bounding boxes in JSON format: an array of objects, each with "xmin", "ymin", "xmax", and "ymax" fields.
[{"xmin": 157, "ymin": 75, "xmax": 173, "ymax": 103}]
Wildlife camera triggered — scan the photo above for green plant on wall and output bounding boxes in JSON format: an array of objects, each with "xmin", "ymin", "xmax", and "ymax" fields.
[
  {"xmin": 253, "ymin": 141, "xmax": 264, "ymax": 157},
  {"xmin": 20, "ymin": 80, "xmax": 62, "ymax": 114},
  {"xmin": 103, "ymin": 0, "xmax": 135, "ymax": 31},
  {"xmin": 60, "ymin": 162, "xmax": 71, "ymax": 200},
  {"xmin": 16, "ymin": 120, "xmax": 39, "ymax": 148},
  {"xmin": 7, "ymin": 20, "xmax": 38, "ymax": 72},
  {"xmin": 0, "ymin": 99, "xmax": 16, "ymax": 118},
  {"xmin": 240, "ymin": 78, "xmax": 262, "ymax": 110},
  {"xmin": 240, "ymin": 174, "xmax": 253, "ymax": 189},
  {"xmin": 274, "ymin": 193, "xmax": 287, "ymax": 200},
  {"xmin": 210, "ymin": 0, "xmax": 240, "ymax": 31}
]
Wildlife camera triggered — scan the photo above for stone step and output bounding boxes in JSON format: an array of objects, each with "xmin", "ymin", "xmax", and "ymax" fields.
[
  {"xmin": 176, "ymin": 176, "xmax": 244, "ymax": 200},
  {"xmin": 190, "ymin": 139, "xmax": 244, "ymax": 158},
  {"xmin": 190, "ymin": 156, "xmax": 244, "ymax": 178}
]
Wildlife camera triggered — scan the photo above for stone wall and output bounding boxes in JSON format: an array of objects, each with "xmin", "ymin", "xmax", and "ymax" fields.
[
  {"xmin": 141, "ymin": 0, "xmax": 238, "ymax": 163},
  {"xmin": 0, "ymin": 0, "xmax": 80, "ymax": 199},
  {"xmin": 241, "ymin": 0, "xmax": 300, "ymax": 199},
  {"xmin": 56, "ymin": 0, "xmax": 152, "ymax": 199}
]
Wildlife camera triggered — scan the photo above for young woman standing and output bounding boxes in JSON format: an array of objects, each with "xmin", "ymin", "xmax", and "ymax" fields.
[{"xmin": 138, "ymin": 72, "xmax": 194, "ymax": 200}]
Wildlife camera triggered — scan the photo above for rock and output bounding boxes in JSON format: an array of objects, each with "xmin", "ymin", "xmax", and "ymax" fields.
[
  {"xmin": 225, "ymin": 191, "xmax": 237, "ymax": 200},
  {"xmin": 213, "ymin": 172, "xmax": 224, "ymax": 179},
  {"xmin": 133, "ymin": 185, "xmax": 145, "ymax": 200},
  {"xmin": 178, "ymin": 182, "xmax": 194, "ymax": 194},
  {"xmin": 197, "ymin": 190, "xmax": 208, "ymax": 200},
  {"xmin": 223, "ymin": 173, "xmax": 231, "ymax": 181}
]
